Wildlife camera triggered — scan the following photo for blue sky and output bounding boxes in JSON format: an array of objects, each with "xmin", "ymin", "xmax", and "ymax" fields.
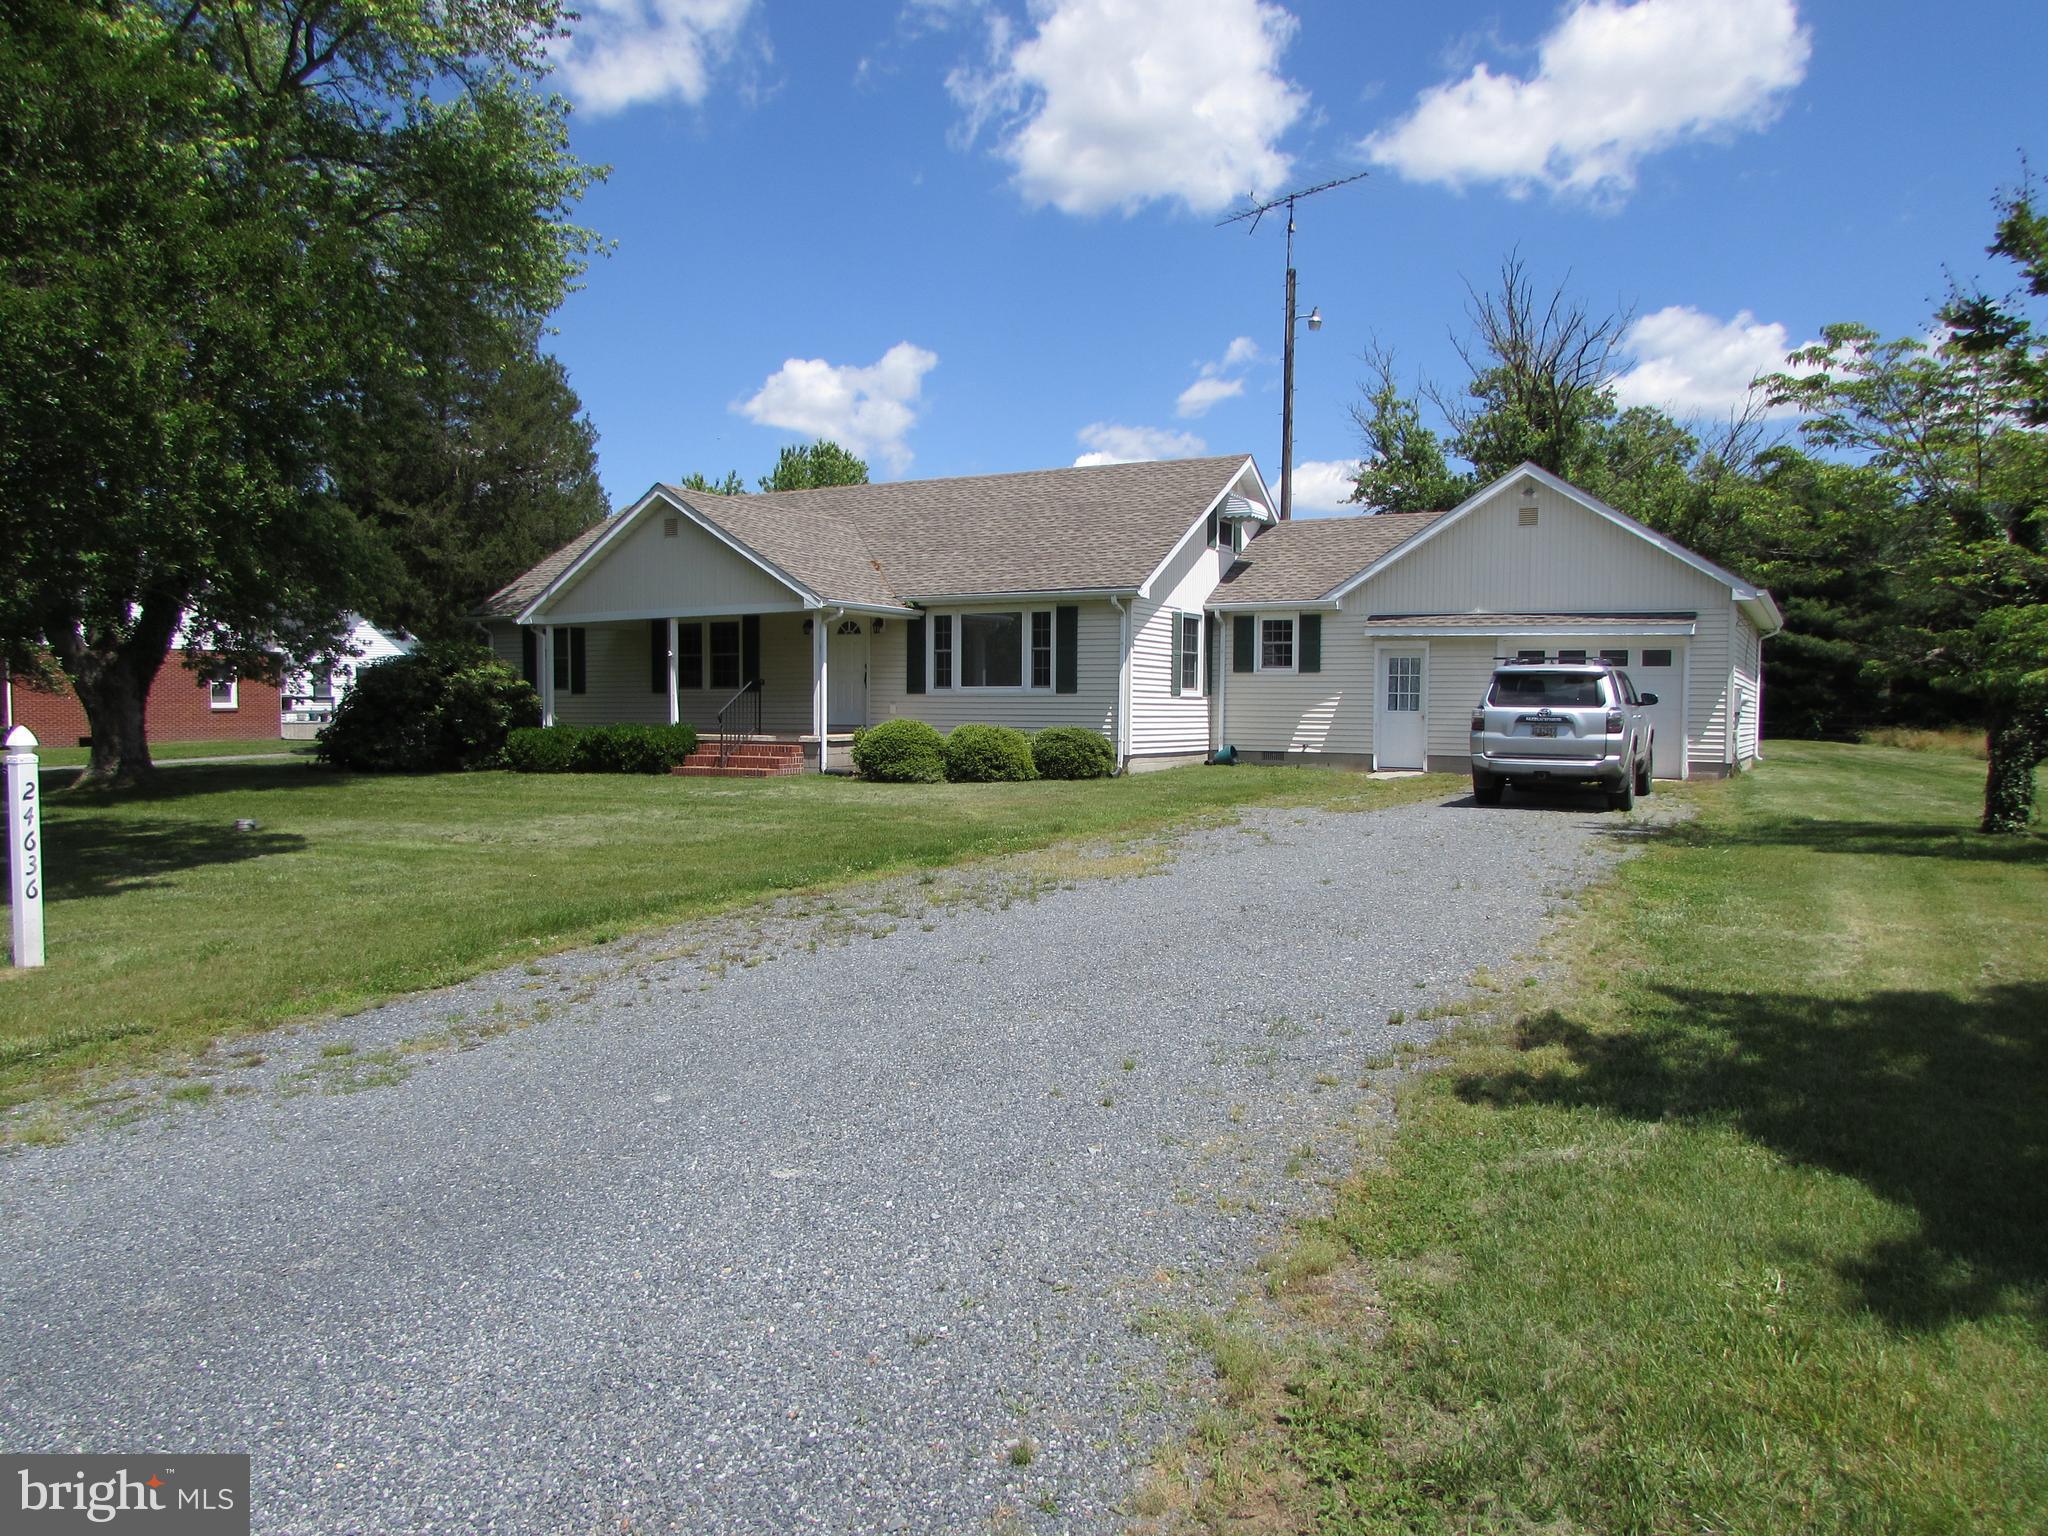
[{"xmin": 540, "ymin": 0, "xmax": 2044, "ymax": 514}]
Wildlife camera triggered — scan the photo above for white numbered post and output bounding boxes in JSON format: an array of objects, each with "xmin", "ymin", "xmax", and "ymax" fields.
[{"xmin": 5, "ymin": 725, "xmax": 44, "ymax": 968}]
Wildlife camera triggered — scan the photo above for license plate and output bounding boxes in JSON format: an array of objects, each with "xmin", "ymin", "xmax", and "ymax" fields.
[{"xmin": 1530, "ymin": 724, "xmax": 1557, "ymax": 738}]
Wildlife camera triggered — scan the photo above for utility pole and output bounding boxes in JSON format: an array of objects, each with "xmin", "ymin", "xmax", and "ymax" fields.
[{"xmin": 1217, "ymin": 170, "xmax": 1368, "ymax": 521}]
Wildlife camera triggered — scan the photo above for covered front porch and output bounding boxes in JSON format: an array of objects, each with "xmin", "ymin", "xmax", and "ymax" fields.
[{"xmin": 519, "ymin": 609, "xmax": 892, "ymax": 773}]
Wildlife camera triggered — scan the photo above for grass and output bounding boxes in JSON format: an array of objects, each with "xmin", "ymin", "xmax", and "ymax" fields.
[
  {"xmin": 1148, "ymin": 740, "xmax": 2046, "ymax": 1534},
  {"xmin": 33, "ymin": 737, "xmax": 313, "ymax": 769},
  {"xmin": 0, "ymin": 759, "xmax": 1453, "ymax": 1107},
  {"xmin": 1146, "ymin": 741, "xmax": 2039, "ymax": 1531}
]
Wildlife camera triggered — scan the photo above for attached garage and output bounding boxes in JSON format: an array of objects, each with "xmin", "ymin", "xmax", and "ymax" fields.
[{"xmin": 1213, "ymin": 465, "xmax": 1782, "ymax": 779}]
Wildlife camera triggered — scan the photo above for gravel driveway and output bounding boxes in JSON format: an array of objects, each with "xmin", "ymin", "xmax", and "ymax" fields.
[{"xmin": 0, "ymin": 792, "xmax": 1644, "ymax": 1534}]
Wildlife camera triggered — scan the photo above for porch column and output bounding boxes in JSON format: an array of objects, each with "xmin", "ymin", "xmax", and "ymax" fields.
[
  {"xmin": 537, "ymin": 624, "xmax": 555, "ymax": 727},
  {"xmin": 812, "ymin": 610, "xmax": 829, "ymax": 773},
  {"xmin": 666, "ymin": 617, "xmax": 679, "ymax": 726}
]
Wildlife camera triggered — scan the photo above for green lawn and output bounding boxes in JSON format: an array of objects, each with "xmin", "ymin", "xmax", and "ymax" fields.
[
  {"xmin": 0, "ymin": 760, "xmax": 1453, "ymax": 1107},
  {"xmin": 34, "ymin": 737, "xmax": 312, "ymax": 768},
  {"xmin": 1167, "ymin": 741, "xmax": 2045, "ymax": 1534}
]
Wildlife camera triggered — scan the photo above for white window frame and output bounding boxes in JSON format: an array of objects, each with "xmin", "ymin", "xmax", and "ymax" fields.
[
  {"xmin": 1255, "ymin": 613, "xmax": 1297, "ymax": 674},
  {"xmin": 208, "ymin": 675, "xmax": 238, "ymax": 711},
  {"xmin": 1177, "ymin": 611, "xmax": 1203, "ymax": 697},
  {"xmin": 928, "ymin": 607, "xmax": 1057, "ymax": 692}
]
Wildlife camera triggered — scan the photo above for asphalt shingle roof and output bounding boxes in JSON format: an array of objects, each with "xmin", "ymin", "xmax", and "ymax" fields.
[
  {"xmin": 484, "ymin": 456, "xmax": 1260, "ymax": 617},
  {"xmin": 1211, "ymin": 509, "xmax": 1448, "ymax": 604}
]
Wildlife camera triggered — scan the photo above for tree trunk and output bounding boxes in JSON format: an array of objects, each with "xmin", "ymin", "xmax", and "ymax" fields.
[
  {"xmin": 45, "ymin": 600, "xmax": 181, "ymax": 790},
  {"xmin": 1981, "ymin": 707, "xmax": 2045, "ymax": 835}
]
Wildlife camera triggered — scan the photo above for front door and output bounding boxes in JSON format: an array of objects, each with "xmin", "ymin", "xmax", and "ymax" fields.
[
  {"xmin": 1627, "ymin": 645, "xmax": 1685, "ymax": 778},
  {"xmin": 827, "ymin": 619, "xmax": 867, "ymax": 727},
  {"xmin": 1375, "ymin": 649, "xmax": 1428, "ymax": 769}
]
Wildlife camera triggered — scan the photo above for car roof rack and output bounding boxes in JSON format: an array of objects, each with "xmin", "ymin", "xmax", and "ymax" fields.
[{"xmin": 1491, "ymin": 654, "xmax": 1621, "ymax": 667}]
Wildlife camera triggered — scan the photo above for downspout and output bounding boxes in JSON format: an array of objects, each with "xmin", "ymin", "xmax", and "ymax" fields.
[{"xmin": 1109, "ymin": 596, "xmax": 1130, "ymax": 772}]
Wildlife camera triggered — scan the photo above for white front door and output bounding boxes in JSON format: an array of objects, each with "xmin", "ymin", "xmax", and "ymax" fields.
[
  {"xmin": 827, "ymin": 619, "xmax": 867, "ymax": 727},
  {"xmin": 1375, "ymin": 649, "xmax": 1428, "ymax": 769},
  {"xmin": 1626, "ymin": 644, "xmax": 1685, "ymax": 779}
]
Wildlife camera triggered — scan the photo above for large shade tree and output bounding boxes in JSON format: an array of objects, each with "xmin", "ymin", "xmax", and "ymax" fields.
[{"xmin": 0, "ymin": 0, "xmax": 599, "ymax": 784}]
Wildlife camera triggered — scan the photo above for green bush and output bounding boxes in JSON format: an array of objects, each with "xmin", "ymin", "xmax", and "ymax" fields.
[
  {"xmin": 851, "ymin": 719, "xmax": 946, "ymax": 782},
  {"xmin": 504, "ymin": 723, "xmax": 697, "ymax": 773},
  {"xmin": 944, "ymin": 723, "xmax": 1038, "ymax": 783},
  {"xmin": 317, "ymin": 646, "xmax": 538, "ymax": 772},
  {"xmin": 502, "ymin": 726, "xmax": 582, "ymax": 773},
  {"xmin": 1031, "ymin": 726, "xmax": 1115, "ymax": 780}
]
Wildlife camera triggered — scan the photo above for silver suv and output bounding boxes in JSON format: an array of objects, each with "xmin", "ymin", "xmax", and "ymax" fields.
[{"xmin": 1469, "ymin": 660, "xmax": 1656, "ymax": 811}]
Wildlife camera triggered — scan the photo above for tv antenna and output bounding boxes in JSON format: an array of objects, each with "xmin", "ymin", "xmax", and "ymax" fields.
[{"xmin": 1217, "ymin": 170, "xmax": 1369, "ymax": 521}]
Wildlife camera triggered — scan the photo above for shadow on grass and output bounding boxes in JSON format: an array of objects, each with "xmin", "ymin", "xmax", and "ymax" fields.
[
  {"xmin": 1686, "ymin": 818, "xmax": 2048, "ymax": 864},
  {"xmin": 1457, "ymin": 979, "xmax": 2047, "ymax": 1332},
  {"xmin": 43, "ymin": 759, "xmax": 339, "ymax": 806},
  {"xmin": 31, "ymin": 815, "xmax": 306, "ymax": 900}
]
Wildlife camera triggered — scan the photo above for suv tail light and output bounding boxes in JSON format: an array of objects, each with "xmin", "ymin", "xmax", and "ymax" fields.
[
  {"xmin": 1606, "ymin": 710, "xmax": 1624, "ymax": 734},
  {"xmin": 1471, "ymin": 712, "xmax": 1485, "ymax": 732}
]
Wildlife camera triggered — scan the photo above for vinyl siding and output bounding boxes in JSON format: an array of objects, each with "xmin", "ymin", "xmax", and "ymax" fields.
[
  {"xmin": 536, "ymin": 503, "xmax": 804, "ymax": 621},
  {"xmin": 868, "ymin": 601, "xmax": 1119, "ymax": 737},
  {"xmin": 1732, "ymin": 607, "xmax": 1762, "ymax": 764},
  {"xmin": 1130, "ymin": 529, "xmax": 1224, "ymax": 756},
  {"xmin": 1222, "ymin": 479, "xmax": 1747, "ymax": 774}
]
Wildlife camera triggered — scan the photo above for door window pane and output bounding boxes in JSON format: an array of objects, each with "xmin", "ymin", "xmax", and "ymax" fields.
[{"xmin": 1386, "ymin": 655, "xmax": 1422, "ymax": 711}]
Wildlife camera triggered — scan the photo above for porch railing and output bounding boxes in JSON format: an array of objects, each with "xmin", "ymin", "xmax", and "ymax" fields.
[{"xmin": 714, "ymin": 678, "xmax": 762, "ymax": 767}]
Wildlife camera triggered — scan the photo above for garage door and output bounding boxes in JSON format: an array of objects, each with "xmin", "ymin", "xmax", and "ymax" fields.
[{"xmin": 1505, "ymin": 638, "xmax": 1686, "ymax": 780}]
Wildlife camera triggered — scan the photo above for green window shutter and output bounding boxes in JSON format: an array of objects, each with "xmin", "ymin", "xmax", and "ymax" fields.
[
  {"xmin": 1170, "ymin": 611, "xmax": 1183, "ymax": 697},
  {"xmin": 569, "ymin": 626, "xmax": 587, "ymax": 694},
  {"xmin": 552, "ymin": 626, "xmax": 569, "ymax": 690},
  {"xmin": 1055, "ymin": 605, "xmax": 1079, "ymax": 694},
  {"xmin": 1206, "ymin": 510, "xmax": 1219, "ymax": 548},
  {"xmin": 1233, "ymin": 614, "xmax": 1253, "ymax": 673},
  {"xmin": 650, "ymin": 620, "xmax": 668, "ymax": 693},
  {"xmin": 906, "ymin": 616, "xmax": 927, "ymax": 694},
  {"xmin": 679, "ymin": 624, "xmax": 703, "ymax": 690},
  {"xmin": 1205, "ymin": 613, "xmax": 1219, "ymax": 692},
  {"xmin": 521, "ymin": 628, "xmax": 537, "ymax": 688},
  {"xmin": 741, "ymin": 614, "xmax": 761, "ymax": 686},
  {"xmin": 1299, "ymin": 613, "xmax": 1322, "ymax": 674}
]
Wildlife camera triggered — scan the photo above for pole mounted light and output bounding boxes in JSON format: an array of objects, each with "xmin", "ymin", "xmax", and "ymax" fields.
[{"xmin": 1216, "ymin": 171, "xmax": 1368, "ymax": 521}]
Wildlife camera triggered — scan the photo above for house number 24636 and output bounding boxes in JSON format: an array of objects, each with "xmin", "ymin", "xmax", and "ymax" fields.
[{"xmin": 18, "ymin": 782, "xmax": 38, "ymax": 901}]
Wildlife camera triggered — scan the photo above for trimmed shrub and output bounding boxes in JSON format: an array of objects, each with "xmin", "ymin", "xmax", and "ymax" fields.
[
  {"xmin": 569, "ymin": 722, "xmax": 698, "ymax": 774},
  {"xmin": 317, "ymin": 646, "xmax": 539, "ymax": 772},
  {"xmin": 944, "ymin": 723, "xmax": 1037, "ymax": 783},
  {"xmin": 851, "ymin": 719, "xmax": 946, "ymax": 783},
  {"xmin": 1032, "ymin": 726, "xmax": 1115, "ymax": 780},
  {"xmin": 502, "ymin": 726, "xmax": 582, "ymax": 773}
]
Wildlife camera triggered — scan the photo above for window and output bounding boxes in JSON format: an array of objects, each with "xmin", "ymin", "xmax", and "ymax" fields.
[
  {"xmin": 1259, "ymin": 617, "xmax": 1295, "ymax": 672},
  {"xmin": 1178, "ymin": 613, "xmax": 1201, "ymax": 695},
  {"xmin": 678, "ymin": 624, "xmax": 704, "ymax": 690},
  {"xmin": 208, "ymin": 675, "xmax": 237, "ymax": 710},
  {"xmin": 1490, "ymin": 671, "xmax": 1605, "ymax": 708},
  {"xmin": 1641, "ymin": 648, "xmax": 1674, "ymax": 668},
  {"xmin": 552, "ymin": 626, "xmax": 587, "ymax": 694},
  {"xmin": 932, "ymin": 614, "xmax": 954, "ymax": 690},
  {"xmin": 960, "ymin": 612, "xmax": 1024, "ymax": 687},
  {"xmin": 1385, "ymin": 655, "xmax": 1422, "ymax": 712},
  {"xmin": 1600, "ymin": 649, "xmax": 1629, "ymax": 666},
  {"xmin": 1515, "ymin": 649, "xmax": 1545, "ymax": 663},
  {"xmin": 709, "ymin": 621, "xmax": 741, "ymax": 691},
  {"xmin": 1031, "ymin": 611, "xmax": 1053, "ymax": 690},
  {"xmin": 1557, "ymin": 649, "xmax": 1588, "ymax": 664}
]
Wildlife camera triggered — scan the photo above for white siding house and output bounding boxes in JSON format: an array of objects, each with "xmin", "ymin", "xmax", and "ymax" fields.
[{"xmin": 1213, "ymin": 465, "xmax": 1783, "ymax": 778}]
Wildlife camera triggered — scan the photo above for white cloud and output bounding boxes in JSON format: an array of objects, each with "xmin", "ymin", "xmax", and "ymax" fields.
[
  {"xmin": 1287, "ymin": 459, "xmax": 1363, "ymax": 516},
  {"xmin": 1364, "ymin": 0, "xmax": 1811, "ymax": 202},
  {"xmin": 736, "ymin": 343, "xmax": 940, "ymax": 473},
  {"xmin": 948, "ymin": 0, "xmax": 1308, "ymax": 216},
  {"xmin": 1176, "ymin": 334, "xmax": 1262, "ymax": 417},
  {"xmin": 1613, "ymin": 305, "xmax": 1812, "ymax": 416},
  {"xmin": 555, "ymin": 0, "xmax": 757, "ymax": 115},
  {"xmin": 1073, "ymin": 422, "xmax": 1207, "ymax": 466}
]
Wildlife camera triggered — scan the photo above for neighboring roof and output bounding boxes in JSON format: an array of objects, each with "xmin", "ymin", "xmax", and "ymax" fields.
[
  {"xmin": 1364, "ymin": 611, "xmax": 1698, "ymax": 632},
  {"xmin": 489, "ymin": 455, "xmax": 1266, "ymax": 619},
  {"xmin": 1211, "ymin": 509, "xmax": 1448, "ymax": 606},
  {"xmin": 478, "ymin": 519, "xmax": 614, "ymax": 619}
]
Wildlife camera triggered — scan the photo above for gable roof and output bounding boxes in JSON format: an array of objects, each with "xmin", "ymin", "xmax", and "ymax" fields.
[
  {"xmin": 489, "ymin": 455, "xmax": 1265, "ymax": 620},
  {"xmin": 1211, "ymin": 509, "xmax": 1449, "ymax": 606}
]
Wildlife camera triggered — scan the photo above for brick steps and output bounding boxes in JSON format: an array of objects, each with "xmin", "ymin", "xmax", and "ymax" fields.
[{"xmin": 672, "ymin": 740, "xmax": 810, "ymax": 778}]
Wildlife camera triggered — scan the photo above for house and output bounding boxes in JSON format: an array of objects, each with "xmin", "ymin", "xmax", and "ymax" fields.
[
  {"xmin": 1211, "ymin": 463, "xmax": 1782, "ymax": 778},
  {"xmin": 477, "ymin": 456, "xmax": 1276, "ymax": 772},
  {"xmin": 279, "ymin": 616, "xmax": 415, "ymax": 739},
  {"xmin": 478, "ymin": 457, "xmax": 1780, "ymax": 779}
]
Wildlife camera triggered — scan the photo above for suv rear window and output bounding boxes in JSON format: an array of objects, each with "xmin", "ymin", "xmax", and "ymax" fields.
[{"xmin": 1489, "ymin": 671, "xmax": 1606, "ymax": 708}]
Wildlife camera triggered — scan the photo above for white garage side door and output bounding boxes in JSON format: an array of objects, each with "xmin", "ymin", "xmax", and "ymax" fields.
[
  {"xmin": 1374, "ymin": 648, "xmax": 1428, "ymax": 770},
  {"xmin": 1621, "ymin": 645, "xmax": 1685, "ymax": 779}
]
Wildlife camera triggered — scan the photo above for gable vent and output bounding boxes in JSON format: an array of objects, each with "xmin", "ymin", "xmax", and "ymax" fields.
[
  {"xmin": 1517, "ymin": 505, "xmax": 1539, "ymax": 527},
  {"xmin": 663, "ymin": 516, "xmax": 679, "ymax": 538}
]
